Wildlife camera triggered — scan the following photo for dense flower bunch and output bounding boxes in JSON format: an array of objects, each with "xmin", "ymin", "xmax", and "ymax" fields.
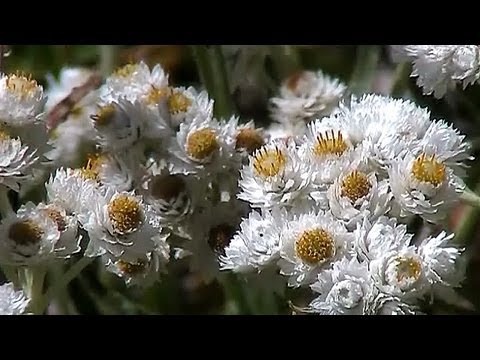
[{"xmin": 0, "ymin": 58, "xmax": 472, "ymax": 315}]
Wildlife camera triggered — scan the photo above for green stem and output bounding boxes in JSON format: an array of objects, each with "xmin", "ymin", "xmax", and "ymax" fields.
[
  {"xmin": 191, "ymin": 45, "xmax": 235, "ymax": 119},
  {"xmin": 460, "ymin": 187, "xmax": 480, "ymax": 208},
  {"xmin": 0, "ymin": 185, "xmax": 13, "ymax": 218},
  {"xmin": 25, "ymin": 265, "xmax": 47, "ymax": 315},
  {"xmin": 99, "ymin": 45, "xmax": 119, "ymax": 77},
  {"xmin": 455, "ymin": 184, "xmax": 480, "ymax": 245},
  {"xmin": 36, "ymin": 256, "xmax": 95, "ymax": 315},
  {"xmin": 268, "ymin": 45, "xmax": 301, "ymax": 81},
  {"xmin": 390, "ymin": 62, "xmax": 411, "ymax": 97},
  {"xmin": 349, "ymin": 45, "xmax": 381, "ymax": 95}
]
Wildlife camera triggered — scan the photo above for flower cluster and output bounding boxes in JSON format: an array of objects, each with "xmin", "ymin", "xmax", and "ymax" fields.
[
  {"xmin": 0, "ymin": 59, "xmax": 472, "ymax": 315},
  {"xmin": 391, "ymin": 45, "xmax": 480, "ymax": 98}
]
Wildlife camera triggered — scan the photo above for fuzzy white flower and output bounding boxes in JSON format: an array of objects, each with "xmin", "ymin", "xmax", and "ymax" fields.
[
  {"xmin": 327, "ymin": 162, "xmax": 392, "ymax": 229},
  {"xmin": 391, "ymin": 45, "xmax": 480, "ymax": 98},
  {"xmin": 0, "ymin": 202, "xmax": 60, "ymax": 265},
  {"xmin": 238, "ymin": 139, "xmax": 314, "ymax": 209},
  {"xmin": 45, "ymin": 167, "xmax": 99, "ymax": 216},
  {"xmin": 168, "ymin": 114, "xmax": 229, "ymax": 176},
  {"xmin": 82, "ymin": 189, "xmax": 161, "ymax": 258},
  {"xmin": 100, "ymin": 62, "xmax": 169, "ymax": 105},
  {"xmin": 278, "ymin": 210, "xmax": 353, "ymax": 287},
  {"xmin": 221, "ymin": 116, "xmax": 266, "ymax": 160},
  {"xmin": 220, "ymin": 208, "xmax": 284, "ymax": 273},
  {"xmin": 308, "ymin": 257, "xmax": 374, "ymax": 315},
  {"xmin": 354, "ymin": 216, "xmax": 413, "ymax": 262},
  {"xmin": 388, "ymin": 152, "xmax": 464, "ymax": 223},
  {"xmin": 0, "ymin": 283, "xmax": 30, "ymax": 315},
  {"xmin": 0, "ymin": 72, "xmax": 46, "ymax": 127},
  {"xmin": 103, "ymin": 232, "xmax": 170, "ymax": 287},
  {"xmin": 363, "ymin": 290, "xmax": 419, "ymax": 315},
  {"xmin": 0, "ymin": 129, "xmax": 38, "ymax": 192},
  {"xmin": 270, "ymin": 70, "xmax": 347, "ymax": 131},
  {"xmin": 91, "ymin": 100, "xmax": 146, "ymax": 151}
]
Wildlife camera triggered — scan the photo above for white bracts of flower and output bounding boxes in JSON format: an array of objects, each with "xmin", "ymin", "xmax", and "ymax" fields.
[
  {"xmin": 103, "ymin": 232, "xmax": 170, "ymax": 287},
  {"xmin": 278, "ymin": 210, "xmax": 354, "ymax": 287},
  {"xmin": 91, "ymin": 100, "xmax": 146, "ymax": 151},
  {"xmin": 45, "ymin": 167, "xmax": 99, "ymax": 217},
  {"xmin": 221, "ymin": 116, "xmax": 267, "ymax": 161},
  {"xmin": 0, "ymin": 130, "xmax": 38, "ymax": 192},
  {"xmin": 353, "ymin": 216, "xmax": 413, "ymax": 262},
  {"xmin": 391, "ymin": 45, "xmax": 480, "ymax": 98},
  {"xmin": 168, "ymin": 114, "xmax": 229, "ymax": 176},
  {"xmin": 35, "ymin": 202, "xmax": 81, "ymax": 258},
  {"xmin": 363, "ymin": 290, "xmax": 420, "ymax": 315},
  {"xmin": 220, "ymin": 208, "xmax": 284, "ymax": 273},
  {"xmin": 388, "ymin": 152, "xmax": 464, "ymax": 223},
  {"xmin": 370, "ymin": 231, "xmax": 463, "ymax": 303},
  {"xmin": 238, "ymin": 139, "xmax": 315, "ymax": 209},
  {"xmin": 415, "ymin": 119, "xmax": 472, "ymax": 176},
  {"xmin": 327, "ymin": 161, "xmax": 392, "ymax": 229},
  {"xmin": 99, "ymin": 61, "xmax": 169, "ymax": 105},
  {"xmin": 81, "ymin": 151, "xmax": 140, "ymax": 192},
  {"xmin": 0, "ymin": 283, "xmax": 30, "ymax": 315},
  {"xmin": 270, "ymin": 70, "xmax": 347, "ymax": 130},
  {"xmin": 308, "ymin": 258, "xmax": 373, "ymax": 315},
  {"xmin": 0, "ymin": 202, "xmax": 60, "ymax": 265},
  {"xmin": 0, "ymin": 72, "xmax": 46, "ymax": 127},
  {"xmin": 82, "ymin": 189, "xmax": 161, "ymax": 259}
]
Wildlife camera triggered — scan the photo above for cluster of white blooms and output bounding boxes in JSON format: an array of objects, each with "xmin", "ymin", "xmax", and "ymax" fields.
[
  {"xmin": 391, "ymin": 45, "xmax": 480, "ymax": 98},
  {"xmin": 0, "ymin": 282, "xmax": 30, "ymax": 315},
  {"xmin": 0, "ymin": 61, "xmax": 472, "ymax": 315},
  {"xmin": 221, "ymin": 82, "xmax": 471, "ymax": 314}
]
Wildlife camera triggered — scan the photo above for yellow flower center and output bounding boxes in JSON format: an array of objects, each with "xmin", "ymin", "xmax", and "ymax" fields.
[
  {"xmin": 44, "ymin": 207, "xmax": 67, "ymax": 232},
  {"xmin": 108, "ymin": 195, "xmax": 143, "ymax": 234},
  {"xmin": 411, "ymin": 153, "xmax": 446, "ymax": 187},
  {"xmin": 208, "ymin": 224, "xmax": 235, "ymax": 256},
  {"xmin": 150, "ymin": 174, "xmax": 185, "ymax": 201},
  {"xmin": 395, "ymin": 256, "xmax": 422, "ymax": 282},
  {"xmin": 8, "ymin": 219, "xmax": 44, "ymax": 246},
  {"xmin": 186, "ymin": 128, "xmax": 218, "ymax": 161},
  {"xmin": 145, "ymin": 86, "xmax": 170, "ymax": 106},
  {"xmin": 117, "ymin": 259, "xmax": 147, "ymax": 275},
  {"xmin": 5, "ymin": 73, "xmax": 39, "ymax": 99},
  {"xmin": 235, "ymin": 128, "xmax": 265, "ymax": 153},
  {"xmin": 295, "ymin": 228, "xmax": 335, "ymax": 266},
  {"xmin": 167, "ymin": 91, "xmax": 192, "ymax": 114},
  {"xmin": 91, "ymin": 104, "xmax": 116, "ymax": 127},
  {"xmin": 340, "ymin": 171, "xmax": 372, "ymax": 203},
  {"xmin": 253, "ymin": 146, "xmax": 287, "ymax": 178},
  {"xmin": 113, "ymin": 64, "xmax": 138, "ymax": 78},
  {"xmin": 313, "ymin": 130, "xmax": 348, "ymax": 157},
  {"xmin": 79, "ymin": 153, "xmax": 107, "ymax": 181}
]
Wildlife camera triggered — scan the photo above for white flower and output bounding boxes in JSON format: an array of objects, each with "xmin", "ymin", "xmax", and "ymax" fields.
[
  {"xmin": 220, "ymin": 208, "xmax": 284, "ymax": 273},
  {"xmin": 363, "ymin": 290, "xmax": 419, "ymax": 315},
  {"xmin": 45, "ymin": 167, "xmax": 99, "ymax": 216},
  {"xmin": 391, "ymin": 45, "xmax": 480, "ymax": 98},
  {"xmin": 354, "ymin": 216, "xmax": 413, "ymax": 262},
  {"xmin": 0, "ymin": 129, "xmax": 38, "ymax": 192},
  {"xmin": 82, "ymin": 189, "xmax": 161, "ymax": 258},
  {"xmin": 0, "ymin": 72, "xmax": 46, "ymax": 127},
  {"xmin": 388, "ymin": 152, "xmax": 464, "ymax": 223},
  {"xmin": 278, "ymin": 210, "xmax": 353, "ymax": 287},
  {"xmin": 91, "ymin": 100, "xmax": 146, "ymax": 151},
  {"xmin": 270, "ymin": 70, "xmax": 347, "ymax": 129},
  {"xmin": 99, "ymin": 62, "xmax": 169, "ymax": 104},
  {"xmin": 221, "ymin": 116, "xmax": 266, "ymax": 160},
  {"xmin": 0, "ymin": 283, "xmax": 30, "ymax": 315},
  {"xmin": 160, "ymin": 87, "xmax": 214, "ymax": 130},
  {"xmin": 415, "ymin": 119, "xmax": 472, "ymax": 176},
  {"xmin": 0, "ymin": 202, "xmax": 60, "ymax": 265},
  {"xmin": 308, "ymin": 257, "xmax": 374, "ymax": 315},
  {"xmin": 327, "ymin": 162, "xmax": 392, "ymax": 229},
  {"xmin": 238, "ymin": 139, "xmax": 314, "ymax": 209},
  {"xmin": 168, "ymin": 114, "xmax": 228, "ymax": 176},
  {"xmin": 35, "ymin": 202, "xmax": 81, "ymax": 258},
  {"xmin": 103, "ymin": 231, "xmax": 170, "ymax": 287}
]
